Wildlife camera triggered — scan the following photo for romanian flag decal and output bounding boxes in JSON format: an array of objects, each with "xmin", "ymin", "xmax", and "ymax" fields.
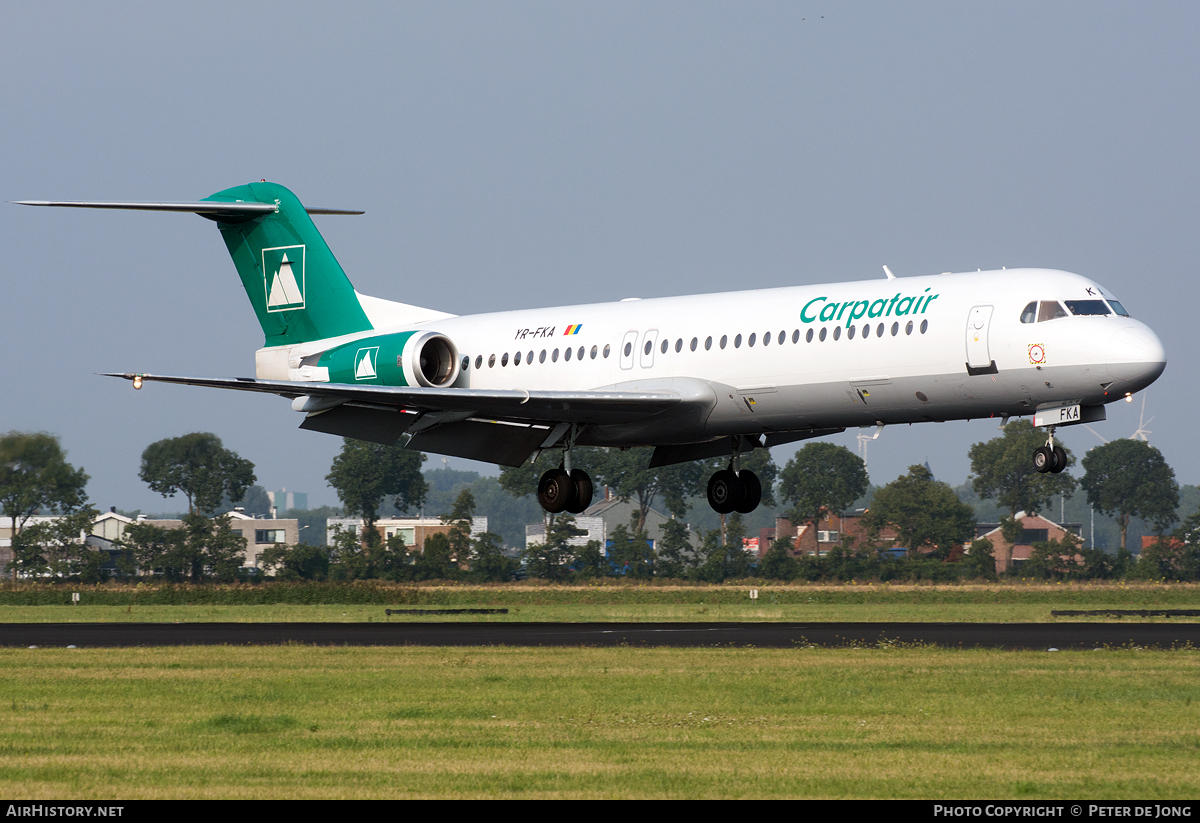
[{"xmin": 564, "ymin": 324, "xmax": 583, "ymax": 335}]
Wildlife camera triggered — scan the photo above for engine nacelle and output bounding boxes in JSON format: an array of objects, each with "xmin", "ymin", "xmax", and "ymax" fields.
[
  {"xmin": 307, "ymin": 329, "xmax": 460, "ymax": 387},
  {"xmin": 401, "ymin": 331, "xmax": 460, "ymax": 388}
]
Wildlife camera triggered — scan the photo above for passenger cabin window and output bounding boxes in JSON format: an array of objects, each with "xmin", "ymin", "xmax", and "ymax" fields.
[
  {"xmin": 1037, "ymin": 301, "xmax": 1069, "ymax": 322},
  {"xmin": 1020, "ymin": 302, "xmax": 1037, "ymax": 324},
  {"xmin": 1064, "ymin": 300, "xmax": 1111, "ymax": 316}
]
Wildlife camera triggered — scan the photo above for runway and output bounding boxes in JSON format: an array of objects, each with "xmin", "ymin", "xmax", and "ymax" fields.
[{"xmin": 4, "ymin": 621, "xmax": 1199, "ymax": 649}]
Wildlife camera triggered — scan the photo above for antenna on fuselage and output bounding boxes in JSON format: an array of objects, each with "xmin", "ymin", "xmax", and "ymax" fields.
[{"xmin": 882, "ymin": 265, "xmax": 896, "ymax": 280}]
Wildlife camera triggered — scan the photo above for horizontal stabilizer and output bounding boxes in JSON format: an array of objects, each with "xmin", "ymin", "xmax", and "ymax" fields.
[{"xmin": 13, "ymin": 200, "xmax": 362, "ymax": 223}]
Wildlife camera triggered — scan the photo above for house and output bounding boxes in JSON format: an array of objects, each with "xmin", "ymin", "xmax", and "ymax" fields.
[
  {"xmin": 326, "ymin": 516, "xmax": 488, "ymax": 552},
  {"xmin": 975, "ymin": 512, "xmax": 1083, "ymax": 574},
  {"xmin": 2, "ymin": 509, "xmax": 300, "ymax": 575},
  {"xmin": 523, "ymin": 491, "xmax": 687, "ymax": 554},
  {"xmin": 757, "ymin": 512, "xmax": 899, "ymax": 557}
]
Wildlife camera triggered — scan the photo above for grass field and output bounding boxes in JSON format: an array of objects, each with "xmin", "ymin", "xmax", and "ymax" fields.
[
  {"xmin": 2, "ymin": 644, "xmax": 1198, "ymax": 799},
  {"xmin": 3, "ymin": 602, "xmax": 1199, "ymax": 624},
  {"xmin": 2, "ymin": 581, "xmax": 1197, "ymax": 623},
  {"xmin": 3, "ymin": 584, "xmax": 1197, "ymax": 799}
]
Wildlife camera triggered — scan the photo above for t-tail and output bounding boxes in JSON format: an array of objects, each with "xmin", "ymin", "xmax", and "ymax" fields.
[
  {"xmin": 16, "ymin": 181, "xmax": 455, "ymax": 380},
  {"xmin": 203, "ymin": 181, "xmax": 374, "ymax": 348}
]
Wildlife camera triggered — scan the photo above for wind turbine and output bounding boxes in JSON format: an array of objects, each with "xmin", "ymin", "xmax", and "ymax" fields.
[
  {"xmin": 1083, "ymin": 392, "xmax": 1152, "ymax": 444},
  {"xmin": 1130, "ymin": 394, "xmax": 1153, "ymax": 441}
]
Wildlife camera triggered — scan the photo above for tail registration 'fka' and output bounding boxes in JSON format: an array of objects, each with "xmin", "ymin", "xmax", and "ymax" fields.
[{"xmin": 17, "ymin": 181, "xmax": 1167, "ymax": 515}]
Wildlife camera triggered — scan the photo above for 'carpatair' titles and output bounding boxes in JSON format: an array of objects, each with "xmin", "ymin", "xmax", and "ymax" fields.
[{"xmin": 801, "ymin": 288, "xmax": 940, "ymax": 328}]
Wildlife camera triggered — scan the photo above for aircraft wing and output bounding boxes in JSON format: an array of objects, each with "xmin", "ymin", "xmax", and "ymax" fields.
[{"xmin": 102, "ymin": 372, "xmax": 705, "ymax": 466}]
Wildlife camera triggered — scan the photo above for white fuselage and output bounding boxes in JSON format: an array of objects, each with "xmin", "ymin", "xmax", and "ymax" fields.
[{"xmin": 289, "ymin": 267, "xmax": 1168, "ymax": 447}]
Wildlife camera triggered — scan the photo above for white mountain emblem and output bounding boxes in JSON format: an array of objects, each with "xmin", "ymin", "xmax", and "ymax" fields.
[
  {"xmin": 262, "ymin": 245, "xmax": 305, "ymax": 312},
  {"xmin": 268, "ymin": 254, "xmax": 303, "ymax": 307},
  {"xmin": 355, "ymin": 347, "xmax": 379, "ymax": 380}
]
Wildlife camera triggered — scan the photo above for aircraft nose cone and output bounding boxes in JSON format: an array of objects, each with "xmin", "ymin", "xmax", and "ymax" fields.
[{"xmin": 1107, "ymin": 325, "xmax": 1166, "ymax": 386}]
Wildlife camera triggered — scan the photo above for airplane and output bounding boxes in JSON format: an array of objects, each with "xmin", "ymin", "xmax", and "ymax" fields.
[{"xmin": 17, "ymin": 181, "xmax": 1167, "ymax": 515}]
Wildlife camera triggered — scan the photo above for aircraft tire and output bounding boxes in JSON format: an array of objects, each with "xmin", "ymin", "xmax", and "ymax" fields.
[
  {"xmin": 1032, "ymin": 446, "xmax": 1052, "ymax": 474},
  {"xmin": 707, "ymin": 469, "xmax": 745, "ymax": 515},
  {"xmin": 538, "ymin": 469, "xmax": 576, "ymax": 513},
  {"xmin": 1051, "ymin": 445, "xmax": 1068, "ymax": 474},
  {"xmin": 735, "ymin": 469, "xmax": 762, "ymax": 513},
  {"xmin": 566, "ymin": 470, "xmax": 593, "ymax": 514}
]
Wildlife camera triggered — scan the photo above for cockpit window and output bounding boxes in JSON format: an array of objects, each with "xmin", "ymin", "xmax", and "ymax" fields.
[
  {"xmin": 1064, "ymin": 300, "xmax": 1111, "ymax": 316},
  {"xmin": 1107, "ymin": 300, "xmax": 1130, "ymax": 317},
  {"xmin": 1020, "ymin": 302, "xmax": 1037, "ymax": 324},
  {"xmin": 1037, "ymin": 301, "xmax": 1069, "ymax": 322}
]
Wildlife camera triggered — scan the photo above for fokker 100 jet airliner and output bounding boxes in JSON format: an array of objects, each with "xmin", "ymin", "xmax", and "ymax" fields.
[{"xmin": 18, "ymin": 181, "xmax": 1167, "ymax": 515}]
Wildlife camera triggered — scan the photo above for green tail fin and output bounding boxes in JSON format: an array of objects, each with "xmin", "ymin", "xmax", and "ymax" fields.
[{"xmin": 203, "ymin": 182, "xmax": 373, "ymax": 347}]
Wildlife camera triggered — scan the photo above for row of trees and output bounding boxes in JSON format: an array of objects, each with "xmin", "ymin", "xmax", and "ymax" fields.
[{"xmin": 1, "ymin": 413, "xmax": 1189, "ymax": 582}]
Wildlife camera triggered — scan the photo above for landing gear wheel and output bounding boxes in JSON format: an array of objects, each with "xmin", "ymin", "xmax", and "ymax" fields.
[
  {"xmin": 707, "ymin": 469, "xmax": 745, "ymax": 515},
  {"xmin": 735, "ymin": 469, "xmax": 762, "ymax": 514},
  {"xmin": 538, "ymin": 468, "xmax": 576, "ymax": 513},
  {"xmin": 566, "ymin": 469, "xmax": 593, "ymax": 514},
  {"xmin": 1033, "ymin": 446, "xmax": 1052, "ymax": 474},
  {"xmin": 1051, "ymin": 445, "xmax": 1067, "ymax": 474}
]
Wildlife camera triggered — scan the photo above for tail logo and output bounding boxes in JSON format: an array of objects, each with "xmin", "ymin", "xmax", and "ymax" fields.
[
  {"xmin": 354, "ymin": 347, "xmax": 379, "ymax": 380},
  {"xmin": 262, "ymin": 245, "xmax": 306, "ymax": 312}
]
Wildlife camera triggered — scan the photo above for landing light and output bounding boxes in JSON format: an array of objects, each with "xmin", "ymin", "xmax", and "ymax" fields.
[
  {"xmin": 132, "ymin": 375, "xmax": 143, "ymax": 390},
  {"xmin": 1125, "ymin": 393, "xmax": 1133, "ymax": 402}
]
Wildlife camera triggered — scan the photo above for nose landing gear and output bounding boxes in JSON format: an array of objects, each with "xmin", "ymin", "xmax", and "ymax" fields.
[{"xmin": 1033, "ymin": 427, "xmax": 1068, "ymax": 474}]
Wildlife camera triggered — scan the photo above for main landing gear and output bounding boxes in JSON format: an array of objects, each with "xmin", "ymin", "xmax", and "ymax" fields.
[
  {"xmin": 706, "ymin": 468, "xmax": 762, "ymax": 514},
  {"xmin": 536, "ymin": 424, "xmax": 594, "ymax": 514},
  {"xmin": 706, "ymin": 443, "xmax": 762, "ymax": 514},
  {"xmin": 537, "ymin": 466, "xmax": 594, "ymax": 514},
  {"xmin": 1033, "ymin": 427, "xmax": 1068, "ymax": 474}
]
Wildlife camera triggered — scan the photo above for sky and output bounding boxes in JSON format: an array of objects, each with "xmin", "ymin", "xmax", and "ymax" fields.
[{"xmin": 2, "ymin": 2, "xmax": 1197, "ymax": 513}]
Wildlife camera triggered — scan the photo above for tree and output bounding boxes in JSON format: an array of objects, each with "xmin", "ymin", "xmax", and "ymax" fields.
[
  {"xmin": 655, "ymin": 519, "xmax": 695, "ymax": 579},
  {"xmin": 1023, "ymin": 532, "xmax": 1084, "ymax": 580},
  {"xmin": 121, "ymin": 514, "xmax": 246, "ymax": 582},
  {"xmin": 414, "ymin": 532, "xmax": 457, "ymax": 580},
  {"xmin": 758, "ymin": 537, "xmax": 800, "ymax": 581},
  {"xmin": 470, "ymin": 531, "xmax": 518, "ymax": 582},
  {"xmin": 778, "ymin": 442, "xmax": 868, "ymax": 535},
  {"xmin": 326, "ymin": 439, "xmax": 427, "ymax": 544},
  {"xmin": 0, "ymin": 431, "xmax": 89, "ymax": 578},
  {"xmin": 863, "ymin": 465, "xmax": 976, "ymax": 558},
  {"xmin": 222, "ymin": 484, "xmax": 272, "ymax": 516},
  {"xmin": 442, "ymin": 489, "xmax": 477, "ymax": 567},
  {"xmin": 592, "ymin": 448, "xmax": 708, "ymax": 532},
  {"xmin": 1081, "ymin": 439, "xmax": 1179, "ymax": 552},
  {"xmin": 139, "ymin": 433, "xmax": 256, "ymax": 515},
  {"xmin": 259, "ymin": 542, "xmax": 330, "ymax": 581},
  {"xmin": 969, "ymin": 421, "xmax": 1076, "ymax": 518},
  {"xmin": 960, "ymin": 538, "xmax": 997, "ymax": 581},
  {"xmin": 1136, "ymin": 510, "xmax": 1200, "ymax": 581},
  {"xmin": 12, "ymin": 505, "xmax": 103, "ymax": 581},
  {"xmin": 607, "ymin": 523, "xmax": 656, "ymax": 579},
  {"xmin": 523, "ymin": 514, "xmax": 584, "ymax": 580}
]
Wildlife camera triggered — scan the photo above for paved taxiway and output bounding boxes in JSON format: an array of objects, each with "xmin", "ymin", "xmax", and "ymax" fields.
[{"xmin": 4, "ymin": 622, "xmax": 1199, "ymax": 649}]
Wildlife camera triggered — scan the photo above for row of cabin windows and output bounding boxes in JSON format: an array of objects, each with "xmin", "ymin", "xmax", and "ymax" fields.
[
  {"xmin": 629, "ymin": 322, "xmax": 928, "ymax": 355},
  {"xmin": 472, "ymin": 344, "xmax": 612, "ymax": 370},
  {"xmin": 463, "ymin": 320, "xmax": 933, "ymax": 371},
  {"xmin": 1020, "ymin": 299, "xmax": 1130, "ymax": 323}
]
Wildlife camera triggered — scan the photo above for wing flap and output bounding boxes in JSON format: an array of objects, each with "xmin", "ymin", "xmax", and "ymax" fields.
[{"xmin": 298, "ymin": 405, "xmax": 419, "ymax": 445}]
